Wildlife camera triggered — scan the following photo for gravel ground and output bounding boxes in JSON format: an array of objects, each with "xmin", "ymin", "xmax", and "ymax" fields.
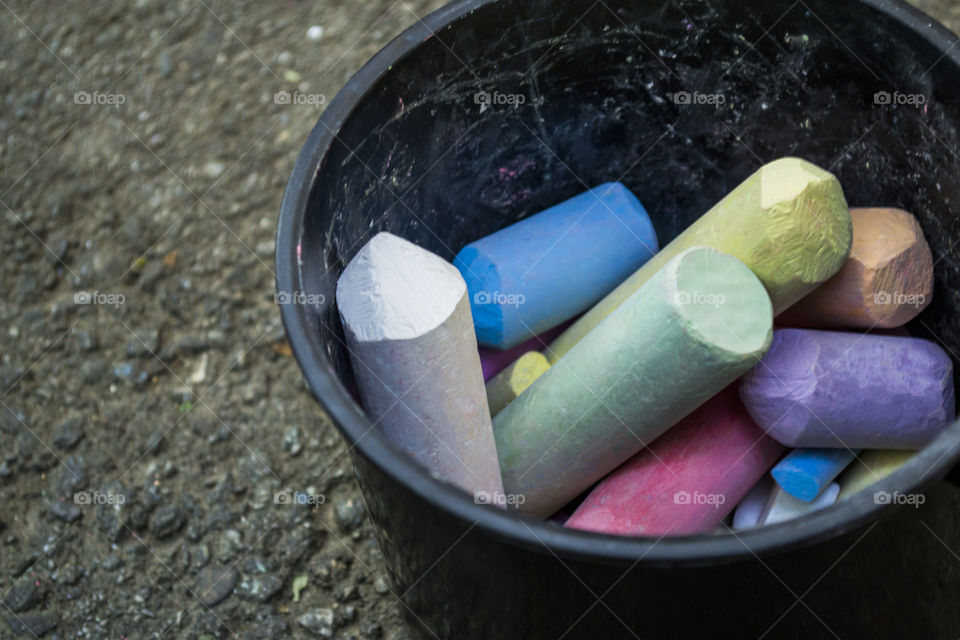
[{"xmin": 1, "ymin": 1, "xmax": 958, "ymax": 638}]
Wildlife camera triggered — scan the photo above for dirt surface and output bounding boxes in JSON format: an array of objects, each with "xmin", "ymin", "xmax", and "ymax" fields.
[{"xmin": 1, "ymin": 0, "xmax": 958, "ymax": 639}]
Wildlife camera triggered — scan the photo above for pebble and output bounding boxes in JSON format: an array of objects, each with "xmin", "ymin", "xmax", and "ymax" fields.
[
  {"xmin": 157, "ymin": 50, "xmax": 174, "ymax": 78},
  {"xmin": 297, "ymin": 608, "xmax": 334, "ymax": 637},
  {"xmin": 306, "ymin": 25, "xmax": 324, "ymax": 41},
  {"xmin": 373, "ymin": 576, "xmax": 390, "ymax": 595},
  {"xmin": 283, "ymin": 426, "xmax": 302, "ymax": 456},
  {"xmin": 4, "ymin": 579, "xmax": 37, "ymax": 612},
  {"xmin": 113, "ymin": 362, "xmax": 150, "ymax": 389},
  {"xmin": 5, "ymin": 612, "xmax": 57, "ymax": 636},
  {"xmin": 334, "ymin": 498, "xmax": 365, "ymax": 532},
  {"xmin": 72, "ymin": 329, "xmax": 98, "ymax": 352},
  {"xmin": 49, "ymin": 499, "xmax": 81, "ymax": 522},
  {"xmin": 235, "ymin": 573, "xmax": 283, "ymax": 602},
  {"xmin": 102, "ymin": 554, "xmax": 122, "ymax": 571},
  {"xmin": 0, "ymin": 407, "xmax": 23, "ymax": 434},
  {"xmin": 81, "ymin": 359, "xmax": 108, "ymax": 384},
  {"xmin": 148, "ymin": 504, "xmax": 184, "ymax": 539},
  {"xmin": 51, "ymin": 418, "xmax": 84, "ymax": 450},
  {"xmin": 195, "ymin": 566, "xmax": 237, "ymax": 605},
  {"xmin": 144, "ymin": 429, "xmax": 165, "ymax": 455},
  {"xmin": 216, "ymin": 528, "xmax": 244, "ymax": 559}
]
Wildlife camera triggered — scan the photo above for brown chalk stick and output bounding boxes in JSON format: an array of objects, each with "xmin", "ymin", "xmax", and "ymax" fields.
[{"xmin": 779, "ymin": 208, "xmax": 933, "ymax": 329}]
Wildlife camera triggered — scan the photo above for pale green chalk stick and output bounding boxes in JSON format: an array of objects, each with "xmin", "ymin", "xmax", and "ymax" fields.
[
  {"xmin": 494, "ymin": 247, "xmax": 774, "ymax": 517},
  {"xmin": 838, "ymin": 450, "xmax": 915, "ymax": 500},
  {"xmin": 485, "ymin": 351, "xmax": 551, "ymax": 418},
  {"xmin": 545, "ymin": 158, "xmax": 851, "ymax": 363}
]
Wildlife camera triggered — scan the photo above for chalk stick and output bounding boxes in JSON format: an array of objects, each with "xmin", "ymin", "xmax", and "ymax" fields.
[
  {"xmin": 455, "ymin": 182, "xmax": 658, "ymax": 350},
  {"xmin": 495, "ymin": 246, "xmax": 773, "ymax": 517},
  {"xmin": 740, "ymin": 329, "xmax": 954, "ymax": 449},
  {"xmin": 479, "ymin": 320, "xmax": 571, "ymax": 382},
  {"xmin": 733, "ymin": 476, "xmax": 775, "ymax": 530},
  {"xmin": 771, "ymin": 448, "xmax": 860, "ymax": 502},
  {"xmin": 838, "ymin": 450, "xmax": 915, "ymax": 500},
  {"xmin": 564, "ymin": 386, "xmax": 784, "ymax": 536},
  {"xmin": 779, "ymin": 207, "xmax": 933, "ymax": 329},
  {"xmin": 761, "ymin": 482, "xmax": 840, "ymax": 526},
  {"xmin": 336, "ymin": 232, "xmax": 504, "ymax": 499},
  {"xmin": 545, "ymin": 158, "xmax": 851, "ymax": 363},
  {"xmin": 485, "ymin": 351, "xmax": 550, "ymax": 417}
]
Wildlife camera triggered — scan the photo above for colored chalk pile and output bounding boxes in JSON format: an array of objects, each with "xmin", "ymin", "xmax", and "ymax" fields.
[{"xmin": 334, "ymin": 160, "xmax": 954, "ymax": 536}]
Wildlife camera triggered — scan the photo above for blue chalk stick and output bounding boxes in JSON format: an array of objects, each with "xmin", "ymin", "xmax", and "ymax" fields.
[
  {"xmin": 454, "ymin": 182, "xmax": 658, "ymax": 350},
  {"xmin": 771, "ymin": 448, "xmax": 861, "ymax": 502}
]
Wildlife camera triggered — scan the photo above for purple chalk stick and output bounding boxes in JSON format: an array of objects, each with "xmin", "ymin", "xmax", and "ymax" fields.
[
  {"xmin": 478, "ymin": 320, "xmax": 572, "ymax": 382},
  {"xmin": 740, "ymin": 329, "xmax": 955, "ymax": 449}
]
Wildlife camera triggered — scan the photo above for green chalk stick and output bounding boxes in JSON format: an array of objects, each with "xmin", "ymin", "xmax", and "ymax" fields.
[
  {"xmin": 494, "ymin": 247, "xmax": 774, "ymax": 517},
  {"xmin": 485, "ymin": 351, "xmax": 551, "ymax": 417},
  {"xmin": 545, "ymin": 158, "xmax": 851, "ymax": 363}
]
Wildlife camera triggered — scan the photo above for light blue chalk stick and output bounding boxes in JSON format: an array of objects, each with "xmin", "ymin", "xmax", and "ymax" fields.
[
  {"xmin": 771, "ymin": 448, "xmax": 861, "ymax": 503},
  {"xmin": 454, "ymin": 182, "xmax": 658, "ymax": 350}
]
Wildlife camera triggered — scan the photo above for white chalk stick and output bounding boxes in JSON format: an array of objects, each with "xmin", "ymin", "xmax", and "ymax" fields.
[
  {"xmin": 733, "ymin": 475, "xmax": 775, "ymax": 530},
  {"xmin": 336, "ymin": 232, "xmax": 504, "ymax": 500}
]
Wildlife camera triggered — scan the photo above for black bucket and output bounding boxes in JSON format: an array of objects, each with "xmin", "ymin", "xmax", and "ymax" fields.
[{"xmin": 276, "ymin": 0, "xmax": 960, "ymax": 637}]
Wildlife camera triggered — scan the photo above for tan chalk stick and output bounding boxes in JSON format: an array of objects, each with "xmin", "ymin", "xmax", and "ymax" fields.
[
  {"xmin": 485, "ymin": 351, "xmax": 550, "ymax": 417},
  {"xmin": 779, "ymin": 208, "xmax": 933, "ymax": 329}
]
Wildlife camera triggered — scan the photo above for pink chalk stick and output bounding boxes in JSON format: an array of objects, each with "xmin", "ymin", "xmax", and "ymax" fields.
[
  {"xmin": 564, "ymin": 387, "xmax": 785, "ymax": 536},
  {"xmin": 479, "ymin": 320, "xmax": 572, "ymax": 381}
]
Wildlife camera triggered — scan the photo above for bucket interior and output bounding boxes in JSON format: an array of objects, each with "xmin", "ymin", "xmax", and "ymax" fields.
[{"xmin": 290, "ymin": 0, "xmax": 960, "ymax": 550}]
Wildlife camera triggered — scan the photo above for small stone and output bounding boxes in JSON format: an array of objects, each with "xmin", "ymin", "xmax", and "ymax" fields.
[
  {"xmin": 4, "ymin": 579, "xmax": 37, "ymax": 612},
  {"xmin": 192, "ymin": 544, "xmax": 210, "ymax": 569},
  {"xmin": 283, "ymin": 426, "xmax": 302, "ymax": 456},
  {"xmin": 102, "ymin": 554, "xmax": 122, "ymax": 571},
  {"xmin": 216, "ymin": 529, "xmax": 244, "ymax": 561},
  {"xmin": 125, "ymin": 328, "xmax": 159, "ymax": 357},
  {"xmin": 157, "ymin": 50, "xmax": 174, "ymax": 78},
  {"xmin": 373, "ymin": 576, "xmax": 389, "ymax": 595},
  {"xmin": 5, "ymin": 611, "xmax": 57, "ymax": 636},
  {"xmin": 51, "ymin": 418, "xmax": 84, "ymax": 450},
  {"xmin": 113, "ymin": 362, "xmax": 150, "ymax": 389},
  {"xmin": 48, "ymin": 499, "xmax": 81, "ymax": 522},
  {"xmin": 72, "ymin": 330, "xmax": 97, "ymax": 351},
  {"xmin": 297, "ymin": 608, "xmax": 334, "ymax": 637},
  {"xmin": 81, "ymin": 360, "xmax": 108, "ymax": 384},
  {"xmin": 149, "ymin": 504, "xmax": 184, "ymax": 539},
  {"xmin": 95, "ymin": 23, "xmax": 123, "ymax": 45},
  {"xmin": 334, "ymin": 498, "xmax": 365, "ymax": 532},
  {"xmin": 306, "ymin": 25, "xmax": 324, "ymax": 41},
  {"xmin": 144, "ymin": 430, "xmax": 165, "ymax": 455},
  {"xmin": 0, "ymin": 407, "xmax": 23, "ymax": 434},
  {"xmin": 195, "ymin": 566, "xmax": 237, "ymax": 606},
  {"xmin": 235, "ymin": 573, "xmax": 283, "ymax": 602}
]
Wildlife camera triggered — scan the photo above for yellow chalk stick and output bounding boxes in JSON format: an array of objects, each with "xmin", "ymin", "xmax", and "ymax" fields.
[
  {"xmin": 837, "ymin": 450, "xmax": 915, "ymax": 500},
  {"xmin": 485, "ymin": 351, "xmax": 550, "ymax": 417}
]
